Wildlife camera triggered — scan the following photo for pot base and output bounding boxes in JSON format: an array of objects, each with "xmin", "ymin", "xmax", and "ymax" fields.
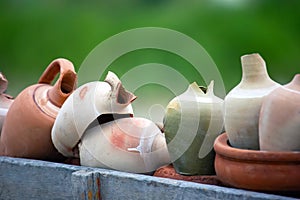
[{"xmin": 214, "ymin": 133, "xmax": 300, "ymax": 197}]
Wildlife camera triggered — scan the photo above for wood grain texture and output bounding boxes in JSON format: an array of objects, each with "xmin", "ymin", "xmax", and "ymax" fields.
[{"xmin": 0, "ymin": 156, "xmax": 293, "ymax": 200}]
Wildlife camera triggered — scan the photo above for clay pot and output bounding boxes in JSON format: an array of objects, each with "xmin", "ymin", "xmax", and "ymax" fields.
[
  {"xmin": 154, "ymin": 165, "xmax": 223, "ymax": 186},
  {"xmin": 164, "ymin": 81, "xmax": 224, "ymax": 175},
  {"xmin": 214, "ymin": 133, "xmax": 300, "ymax": 192},
  {"xmin": 260, "ymin": 74, "xmax": 300, "ymax": 151},
  {"xmin": 0, "ymin": 59, "xmax": 77, "ymax": 161},
  {"xmin": 79, "ymin": 117, "xmax": 170, "ymax": 173},
  {"xmin": 224, "ymin": 53, "xmax": 280, "ymax": 150},
  {"xmin": 51, "ymin": 71, "xmax": 136, "ymax": 158},
  {"xmin": 0, "ymin": 73, "xmax": 14, "ymax": 133}
]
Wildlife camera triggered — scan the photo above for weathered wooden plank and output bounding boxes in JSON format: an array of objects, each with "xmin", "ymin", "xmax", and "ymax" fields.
[
  {"xmin": 0, "ymin": 157, "xmax": 80, "ymax": 200},
  {"xmin": 72, "ymin": 170, "xmax": 101, "ymax": 200},
  {"xmin": 97, "ymin": 169, "xmax": 295, "ymax": 200},
  {"xmin": 0, "ymin": 156, "xmax": 296, "ymax": 200}
]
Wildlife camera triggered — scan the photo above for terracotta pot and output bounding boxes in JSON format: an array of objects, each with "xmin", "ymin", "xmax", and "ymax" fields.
[
  {"xmin": 259, "ymin": 74, "xmax": 300, "ymax": 151},
  {"xmin": 224, "ymin": 53, "xmax": 280, "ymax": 150},
  {"xmin": 0, "ymin": 59, "xmax": 77, "ymax": 161},
  {"xmin": 214, "ymin": 133, "xmax": 300, "ymax": 192},
  {"xmin": 0, "ymin": 72, "xmax": 14, "ymax": 133},
  {"xmin": 164, "ymin": 81, "xmax": 224, "ymax": 175}
]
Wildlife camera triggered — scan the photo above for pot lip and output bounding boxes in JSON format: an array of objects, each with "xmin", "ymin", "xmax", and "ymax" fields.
[{"xmin": 214, "ymin": 133, "xmax": 300, "ymax": 162}]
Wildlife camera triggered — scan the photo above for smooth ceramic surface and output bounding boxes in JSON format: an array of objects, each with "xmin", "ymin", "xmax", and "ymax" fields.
[
  {"xmin": 164, "ymin": 81, "xmax": 224, "ymax": 175},
  {"xmin": 51, "ymin": 71, "xmax": 136, "ymax": 157},
  {"xmin": 214, "ymin": 133, "xmax": 300, "ymax": 192},
  {"xmin": 260, "ymin": 74, "xmax": 300, "ymax": 151},
  {"xmin": 79, "ymin": 117, "xmax": 170, "ymax": 173},
  {"xmin": 224, "ymin": 53, "xmax": 280, "ymax": 150},
  {"xmin": 0, "ymin": 59, "xmax": 77, "ymax": 161}
]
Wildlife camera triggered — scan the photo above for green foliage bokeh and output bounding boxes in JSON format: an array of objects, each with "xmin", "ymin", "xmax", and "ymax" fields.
[{"xmin": 0, "ymin": 0, "xmax": 299, "ymax": 97}]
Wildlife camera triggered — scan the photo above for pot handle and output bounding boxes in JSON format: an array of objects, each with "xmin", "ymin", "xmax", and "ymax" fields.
[{"xmin": 38, "ymin": 58, "xmax": 77, "ymax": 107}]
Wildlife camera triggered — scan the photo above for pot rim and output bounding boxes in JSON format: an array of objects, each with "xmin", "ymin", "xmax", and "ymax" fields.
[{"xmin": 214, "ymin": 133, "xmax": 300, "ymax": 162}]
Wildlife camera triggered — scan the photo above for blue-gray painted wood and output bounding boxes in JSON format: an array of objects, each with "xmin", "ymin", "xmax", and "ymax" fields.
[
  {"xmin": 72, "ymin": 170, "xmax": 101, "ymax": 200},
  {"xmin": 0, "ymin": 156, "xmax": 296, "ymax": 200}
]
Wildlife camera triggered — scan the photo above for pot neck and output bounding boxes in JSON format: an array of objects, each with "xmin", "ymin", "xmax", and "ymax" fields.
[
  {"xmin": 240, "ymin": 53, "xmax": 272, "ymax": 85},
  {"xmin": 47, "ymin": 70, "xmax": 77, "ymax": 107},
  {"xmin": 38, "ymin": 58, "xmax": 77, "ymax": 107},
  {"xmin": 285, "ymin": 74, "xmax": 300, "ymax": 92}
]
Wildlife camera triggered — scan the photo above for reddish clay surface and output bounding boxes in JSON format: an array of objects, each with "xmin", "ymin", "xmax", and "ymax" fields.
[
  {"xmin": 0, "ymin": 59, "xmax": 76, "ymax": 162},
  {"xmin": 154, "ymin": 165, "xmax": 223, "ymax": 186},
  {"xmin": 214, "ymin": 133, "xmax": 300, "ymax": 193}
]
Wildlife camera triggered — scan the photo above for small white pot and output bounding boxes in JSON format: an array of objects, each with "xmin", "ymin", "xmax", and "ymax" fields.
[{"xmin": 51, "ymin": 72, "xmax": 136, "ymax": 157}]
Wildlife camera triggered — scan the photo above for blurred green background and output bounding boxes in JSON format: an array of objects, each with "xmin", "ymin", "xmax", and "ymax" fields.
[{"xmin": 0, "ymin": 0, "xmax": 299, "ymax": 98}]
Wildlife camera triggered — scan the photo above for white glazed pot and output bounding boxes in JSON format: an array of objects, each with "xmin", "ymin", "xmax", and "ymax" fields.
[
  {"xmin": 79, "ymin": 117, "xmax": 170, "ymax": 173},
  {"xmin": 259, "ymin": 74, "xmax": 300, "ymax": 151},
  {"xmin": 224, "ymin": 53, "xmax": 280, "ymax": 150},
  {"xmin": 51, "ymin": 71, "xmax": 136, "ymax": 157}
]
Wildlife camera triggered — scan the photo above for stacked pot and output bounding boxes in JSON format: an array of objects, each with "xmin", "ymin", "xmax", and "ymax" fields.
[
  {"xmin": 0, "ymin": 61, "xmax": 170, "ymax": 174},
  {"xmin": 215, "ymin": 53, "xmax": 300, "ymax": 192},
  {"xmin": 223, "ymin": 53, "xmax": 300, "ymax": 152},
  {"xmin": 51, "ymin": 71, "xmax": 170, "ymax": 173}
]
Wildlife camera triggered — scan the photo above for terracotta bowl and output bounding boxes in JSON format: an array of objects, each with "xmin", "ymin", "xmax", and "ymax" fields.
[{"xmin": 214, "ymin": 133, "xmax": 300, "ymax": 193}]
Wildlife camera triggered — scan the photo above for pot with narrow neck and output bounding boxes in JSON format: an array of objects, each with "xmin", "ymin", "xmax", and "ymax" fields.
[
  {"xmin": 224, "ymin": 53, "xmax": 280, "ymax": 150},
  {"xmin": 51, "ymin": 71, "xmax": 136, "ymax": 158},
  {"xmin": 164, "ymin": 81, "xmax": 224, "ymax": 175},
  {"xmin": 0, "ymin": 58, "xmax": 77, "ymax": 161},
  {"xmin": 260, "ymin": 74, "xmax": 300, "ymax": 151}
]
